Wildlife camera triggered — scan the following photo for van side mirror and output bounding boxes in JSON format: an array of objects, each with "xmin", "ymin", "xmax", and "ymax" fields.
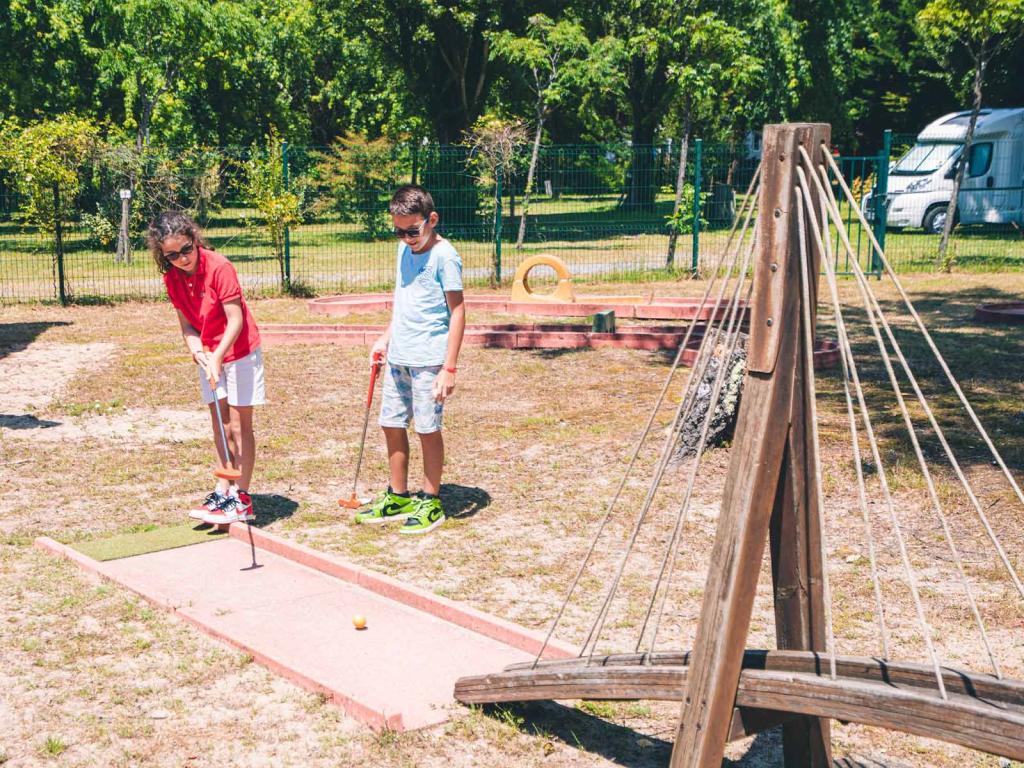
[{"xmin": 944, "ymin": 161, "xmax": 960, "ymax": 180}]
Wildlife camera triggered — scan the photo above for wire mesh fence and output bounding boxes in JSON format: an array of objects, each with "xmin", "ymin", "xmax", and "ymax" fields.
[{"xmin": 1, "ymin": 136, "xmax": 1022, "ymax": 304}]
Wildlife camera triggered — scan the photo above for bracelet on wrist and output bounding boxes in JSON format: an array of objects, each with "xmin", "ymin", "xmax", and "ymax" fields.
[{"xmin": 444, "ymin": 367, "xmax": 457, "ymax": 374}]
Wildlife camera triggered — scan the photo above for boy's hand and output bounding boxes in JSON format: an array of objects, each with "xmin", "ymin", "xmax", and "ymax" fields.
[
  {"xmin": 433, "ymin": 369, "xmax": 456, "ymax": 402},
  {"xmin": 370, "ymin": 337, "xmax": 388, "ymax": 364}
]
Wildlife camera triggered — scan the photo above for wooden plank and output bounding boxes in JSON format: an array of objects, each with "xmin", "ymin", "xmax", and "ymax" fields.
[
  {"xmin": 769, "ymin": 132, "xmax": 831, "ymax": 768},
  {"xmin": 453, "ymin": 664, "xmax": 1024, "ymax": 760},
  {"xmin": 670, "ymin": 123, "xmax": 832, "ymax": 768},
  {"xmin": 496, "ymin": 650, "xmax": 1024, "ymax": 705}
]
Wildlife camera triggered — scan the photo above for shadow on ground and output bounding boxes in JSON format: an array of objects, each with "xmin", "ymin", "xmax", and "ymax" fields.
[
  {"xmin": 440, "ymin": 483, "xmax": 491, "ymax": 519},
  {"xmin": 252, "ymin": 494, "xmax": 300, "ymax": 526},
  {"xmin": 0, "ymin": 414, "xmax": 61, "ymax": 429},
  {"xmin": 0, "ymin": 321, "xmax": 72, "ymax": 360},
  {"xmin": 488, "ymin": 702, "xmax": 913, "ymax": 767}
]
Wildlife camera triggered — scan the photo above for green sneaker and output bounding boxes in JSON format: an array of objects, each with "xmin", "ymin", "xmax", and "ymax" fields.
[
  {"xmin": 399, "ymin": 494, "xmax": 446, "ymax": 535},
  {"xmin": 354, "ymin": 489, "xmax": 415, "ymax": 525}
]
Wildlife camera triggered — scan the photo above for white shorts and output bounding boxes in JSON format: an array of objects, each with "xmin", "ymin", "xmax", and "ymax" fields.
[
  {"xmin": 198, "ymin": 347, "xmax": 266, "ymax": 406},
  {"xmin": 378, "ymin": 364, "xmax": 444, "ymax": 434}
]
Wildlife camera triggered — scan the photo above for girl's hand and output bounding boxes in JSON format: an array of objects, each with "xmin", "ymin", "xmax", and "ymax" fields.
[
  {"xmin": 207, "ymin": 353, "xmax": 224, "ymax": 390},
  {"xmin": 432, "ymin": 369, "xmax": 456, "ymax": 402},
  {"xmin": 193, "ymin": 350, "xmax": 211, "ymax": 377}
]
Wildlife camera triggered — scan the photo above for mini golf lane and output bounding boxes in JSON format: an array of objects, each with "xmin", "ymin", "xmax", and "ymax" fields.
[{"xmin": 36, "ymin": 527, "xmax": 575, "ymax": 731}]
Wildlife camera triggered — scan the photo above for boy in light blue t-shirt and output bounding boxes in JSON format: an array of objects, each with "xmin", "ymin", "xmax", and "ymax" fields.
[{"xmin": 354, "ymin": 185, "xmax": 466, "ymax": 534}]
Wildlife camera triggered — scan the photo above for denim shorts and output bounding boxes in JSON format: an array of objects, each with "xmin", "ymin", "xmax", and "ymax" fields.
[{"xmin": 378, "ymin": 364, "xmax": 444, "ymax": 433}]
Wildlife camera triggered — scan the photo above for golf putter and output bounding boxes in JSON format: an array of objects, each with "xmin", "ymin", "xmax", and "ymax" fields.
[
  {"xmin": 210, "ymin": 374, "xmax": 242, "ymax": 482},
  {"xmin": 339, "ymin": 350, "xmax": 384, "ymax": 509}
]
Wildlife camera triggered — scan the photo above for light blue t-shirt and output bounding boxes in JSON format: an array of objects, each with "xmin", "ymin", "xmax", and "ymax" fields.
[{"xmin": 388, "ymin": 238, "xmax": 463, "ymax": 367}]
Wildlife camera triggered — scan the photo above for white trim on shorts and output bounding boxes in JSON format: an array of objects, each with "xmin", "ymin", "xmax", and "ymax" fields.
[{"xmin": 198, "ymin": 347, "xmax": 266, "ymax": 406}]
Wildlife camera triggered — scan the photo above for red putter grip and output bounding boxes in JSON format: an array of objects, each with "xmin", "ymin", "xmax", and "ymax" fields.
[{"xmin": 366, "ymin": 351, "xmax": 384, "ymax": 407}]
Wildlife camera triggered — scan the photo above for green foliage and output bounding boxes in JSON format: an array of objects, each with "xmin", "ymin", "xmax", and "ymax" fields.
[
  {"xmin": 0, "ymin": 115, "xmax": 99, "ymax": 232},
  {"xmin": 315, "ymin": 135, "xmax": 404, "ymax": 240},
  {"xmin": 917, "ymin": 0, "xmax": 1024, "ymax": 98},
  {"xmin": 242, "ymin": 128, "xmax": 305, "ymax": 288},
  {"xmin": 664, "ymin": 184, "xmax": 705, "ymax": 234}
]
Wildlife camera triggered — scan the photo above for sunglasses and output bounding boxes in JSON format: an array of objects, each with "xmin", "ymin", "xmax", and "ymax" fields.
[
  {"xmin": 393, "ymin": 220, "xmax": 429, "ymax": 239},
  {"xmin": 163, "ymin": 242, "xmax": 194, "ymax": 261}
]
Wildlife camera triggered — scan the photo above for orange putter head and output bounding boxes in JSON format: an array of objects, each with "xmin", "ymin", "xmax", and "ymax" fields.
[
  {"xmin": 214, "ymin": 466, "xmax": 243, "ymax": 481},
  {"xmin": 338, "ymin": 494, "xmax": 362, "ymax": 509}
]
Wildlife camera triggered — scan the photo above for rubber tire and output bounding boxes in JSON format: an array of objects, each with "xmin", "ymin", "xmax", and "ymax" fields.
[{"xmin": 922, "ymin": 204, "xmax": 958, "ymax": 235}]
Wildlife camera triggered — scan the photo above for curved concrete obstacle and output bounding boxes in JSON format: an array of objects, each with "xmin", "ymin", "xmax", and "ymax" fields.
[{"xmin": 974, "ymin": 302, "xmax": 1024, "ymax": 324}]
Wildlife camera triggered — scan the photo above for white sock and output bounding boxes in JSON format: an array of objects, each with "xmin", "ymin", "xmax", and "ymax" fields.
[{"xmin": 228, "ymin": 485, "xmax": 239, "ymax": 498}]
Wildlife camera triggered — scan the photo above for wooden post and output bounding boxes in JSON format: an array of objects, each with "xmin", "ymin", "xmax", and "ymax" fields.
[{"xmin": 670, "ymin": 123, "xmax": 831, "ymax": 768}]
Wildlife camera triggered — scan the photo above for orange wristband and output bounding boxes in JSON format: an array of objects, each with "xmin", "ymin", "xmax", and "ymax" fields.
[{"xmin": 444, "ymin": 367, "xmax": 457, "ymax": 374}]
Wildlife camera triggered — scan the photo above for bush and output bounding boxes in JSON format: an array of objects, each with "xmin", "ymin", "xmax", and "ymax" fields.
[{"xmin": 315, "ymin": 134, "xmax": 404, "ymax": 240}]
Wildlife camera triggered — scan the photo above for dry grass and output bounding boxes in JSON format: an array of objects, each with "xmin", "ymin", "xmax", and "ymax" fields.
[{"xmin": 1, "ymin": 273, "xmax": 1023, "ymax": 766}]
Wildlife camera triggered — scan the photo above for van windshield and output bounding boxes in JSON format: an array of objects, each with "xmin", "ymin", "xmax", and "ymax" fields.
[{"xmin": 891, "ymin": 142, "xmax": 961, "ymax": 175}]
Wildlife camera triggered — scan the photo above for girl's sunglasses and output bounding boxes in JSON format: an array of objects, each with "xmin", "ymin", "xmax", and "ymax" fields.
[
  {"xmin": 393, "ymin": 220, "xmax": 428, "ymax": 239},
  {"xmin": 163, "ymin": 242, "xmax": 195, "ymax": 261}
]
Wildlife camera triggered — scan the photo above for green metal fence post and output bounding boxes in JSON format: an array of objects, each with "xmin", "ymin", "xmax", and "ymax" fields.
[
  {"xmin": 691, "ymin": 138, "xmax": 703, "ymax": 275},
  {"xmin": 411, "ymin": 141, "xmax": 419, "ymax": 185},
  {"xmin": 494, "ymin": 167, "xmax": 503, "ymax": 285},
  {"xmin": 53, "ymin": 182, "xmax": 67, "ymax": 305},
  {"xmin": 281, "ymin": 140, "xmax": 292, "ymax": 291},
  {"xmin": 872, "ymin": 129, "xmax": 891, "ymax": 275}
]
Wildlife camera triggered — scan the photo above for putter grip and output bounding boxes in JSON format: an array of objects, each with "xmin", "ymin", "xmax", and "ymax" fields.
[{"xmin": 366, "ymin": 352, "xmax": 384, "ymax": 407}]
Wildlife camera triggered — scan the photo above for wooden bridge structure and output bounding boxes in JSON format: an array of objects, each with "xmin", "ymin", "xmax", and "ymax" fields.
[{"xmin": 455, "ymin": 124, "xmax": 1024, "ymax": 766}]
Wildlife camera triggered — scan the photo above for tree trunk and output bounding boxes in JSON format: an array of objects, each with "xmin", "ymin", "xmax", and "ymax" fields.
[
  {"xmin": 516, "ymin": 116, "xmax": 544, "ymax": 249},
  {"xmin": 938, "ymin": 51, "xmax": 986, "ymax": 268},
  {"xmin": 623, "ymin": 120, "xmax": 659, "ymax": 210},
  {"xmin": 115, "ymin": 193, "xmax": 132, "ymax": 265},
  {"xmin": 666, "ymin": 114, "xmax": 692, "ymax": 268}
]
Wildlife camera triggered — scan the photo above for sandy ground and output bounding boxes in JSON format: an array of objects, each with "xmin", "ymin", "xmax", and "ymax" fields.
[{"xmin": 1, "ymin": 276, "xmax": 1023, "ymax": 767}]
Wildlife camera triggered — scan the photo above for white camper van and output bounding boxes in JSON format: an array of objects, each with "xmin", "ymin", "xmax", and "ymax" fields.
[{"xmin": 865, "ymin": 108, "xmax": 1024, "ymax": 233}]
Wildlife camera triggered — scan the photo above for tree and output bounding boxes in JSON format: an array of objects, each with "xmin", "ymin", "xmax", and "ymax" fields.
[
  {"xmin": 339, "ymin": 0, "xmax": 543, "ymax": 143},
  {"xmin": 0, "ymin": 115, "xmax": 99, "ymax": 302},
  {"xmin": 917, "ymin": 0, "xmax": 1024, "ymax": 267},
  {"xmin": 662, "ymin": 12, "xmax": 757, "ymax": 267},
  {"xmin": 463, "ymin": 116, "xmax": 528, "ymax": 285},
  {"xmin": 490, "ymin": 14, "xmax": 590, "ymax": 248},
  {"xmin": 242, "ymin": 128, "xmax": 305, "ymax": 291}
]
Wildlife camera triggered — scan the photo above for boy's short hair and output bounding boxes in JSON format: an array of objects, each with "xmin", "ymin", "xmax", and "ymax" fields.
[{"xmin": 390, "ymin": 185, "xmax": 435, "ymax": 218}]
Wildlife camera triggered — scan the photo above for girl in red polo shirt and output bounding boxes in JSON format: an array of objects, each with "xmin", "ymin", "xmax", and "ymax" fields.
[{"xmin": 149, "ymin": 211, "xmax": 265, "ymax": 524}]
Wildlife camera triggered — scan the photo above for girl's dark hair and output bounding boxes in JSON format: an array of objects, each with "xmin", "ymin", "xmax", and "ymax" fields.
[{"xmin": 148, "ymin": 210, "xmax": 206, "ymax": 274}]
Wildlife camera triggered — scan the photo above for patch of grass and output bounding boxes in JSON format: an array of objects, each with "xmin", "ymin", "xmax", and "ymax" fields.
[
  {"xmin": 40, "ymin": 736, "xmax": 66, "ymax": 757},
  {"xmin": 576, "ymin": 700, "xmax": 617, "ymax": 719}
]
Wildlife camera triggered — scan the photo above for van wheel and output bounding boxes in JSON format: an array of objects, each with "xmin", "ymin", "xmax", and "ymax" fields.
[{"xmin": 923, "ymin": 205, "xmax": 958, "ymax": 235}]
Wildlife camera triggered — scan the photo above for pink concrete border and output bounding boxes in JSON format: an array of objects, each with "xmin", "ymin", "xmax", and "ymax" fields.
[
  {"xmin": 224, "ymin": 524, "xmax": 577, "ymax": 661},
  {"xmin": 307, "ymin": 292, "xmax": 743, "ymax": 321}
]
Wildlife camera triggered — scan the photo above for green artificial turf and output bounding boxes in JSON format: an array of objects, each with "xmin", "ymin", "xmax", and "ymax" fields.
[{"xmin": 72, "ymin": 523, "xmax": 227, "ymax": 562}]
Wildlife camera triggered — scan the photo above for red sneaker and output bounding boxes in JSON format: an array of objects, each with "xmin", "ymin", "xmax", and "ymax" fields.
[
  {"xmin": 202, "ymin": 492, "xmax": 254, "ymax": 525},
  {"xmin": 189, "ymin": 491, "xmax": 225, "ymax": 520}
]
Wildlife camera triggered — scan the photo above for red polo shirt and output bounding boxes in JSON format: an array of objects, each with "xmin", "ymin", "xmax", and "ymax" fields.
[{"xmin": 163, "ymin": 247, "xmax": 260, "ymax": 363}]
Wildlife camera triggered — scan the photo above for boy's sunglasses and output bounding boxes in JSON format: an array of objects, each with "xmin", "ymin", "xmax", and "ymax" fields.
[
  {"xmin": 163, "ymin": 241, "xmax": 195, "ymax": 261},
  {"xmin": 393, "ymin": 220, "xmax": 429, "ymax": 239}
]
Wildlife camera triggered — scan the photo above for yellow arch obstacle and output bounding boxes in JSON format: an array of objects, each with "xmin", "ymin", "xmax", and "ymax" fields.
[{"xmin": 455, "ymin": 124, "xmax": 1024, "ymax": 765}]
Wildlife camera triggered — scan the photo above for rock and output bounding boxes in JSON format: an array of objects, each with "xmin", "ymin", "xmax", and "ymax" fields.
[
  {"xmin": 675, "ymin": 333, "xmax": 748, "ymax": 460},
  {"xmin": 75, "ymin": 616, "xmax": 103, "ymax": 636}
]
